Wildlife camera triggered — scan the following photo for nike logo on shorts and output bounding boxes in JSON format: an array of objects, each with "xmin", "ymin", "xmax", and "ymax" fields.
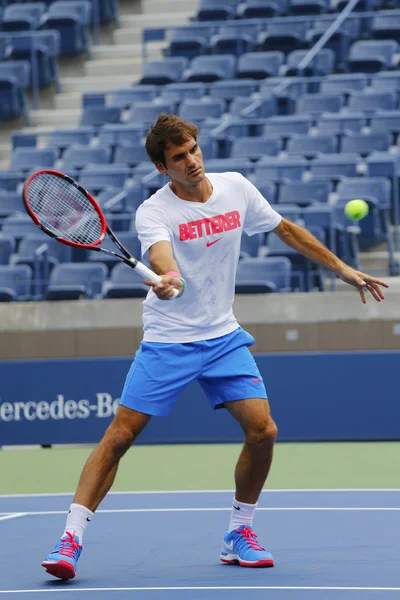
[
  {"xmin": 252, "ymin": 378, "xmax": 261, "ymax": 383},
  {"xmin": 206, "ymin": 238, "xmax": 222, "ymax": 247}
]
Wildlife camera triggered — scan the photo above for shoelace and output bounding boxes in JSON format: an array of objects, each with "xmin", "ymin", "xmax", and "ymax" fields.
[
  {"xmin": 235, "ymin": 526, "xmax": 265, "ymax": 551},
  {"xmin": 58, "ymin": 532, "xmax": 80, "ymax": 558}
]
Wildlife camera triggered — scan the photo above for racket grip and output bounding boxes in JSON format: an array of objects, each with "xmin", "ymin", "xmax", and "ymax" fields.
[{"xmin": 134, "ymin": 261, "xmax": 180, "ymax": 299}]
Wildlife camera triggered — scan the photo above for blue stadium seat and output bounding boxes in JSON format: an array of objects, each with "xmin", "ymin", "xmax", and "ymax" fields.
[
  {"xmin": 0, "ymin": 172, "xmax": 24, "ymax": 192},
  {"xmin": 240, "ymin": 232, "xmax": 263, "ymax": 258},
  {"xmin": 286, "ymin": 134, "xmax": 338, "ymax": 158},
  {"xmin": 310, "ymin": 153, "xmax": 361, "ymax": 181},
  {"xmin": 348, "ymin": 40, "xmax": 398, "ymax": 73},
  {"xmin": 88, "ymin": 232, "xmax": 141, "ymax": 267},
  {"xmin": 80, "ymin": 106, "xmax": 121, "ymax": 127},
  {"xmin": 229, "ymin": 95, "xmax": 277, "ymax": 118},
  {"xmin": 302, "ymin": 205, "xmax": 337, "ymax": 255},
  {"xmin": 286, "ymin": 48, "xmax": 335, "ymax": 76},
  {"xmin": 238, "ymin": 0, "xmax": 288, "ymax": 19},
  {"xmin": 289, "ymin": 0, "xmax": 329, "ymax": 15},
  {"xmin": 254, "ymin": 180, "xmax": 277, "ymax": 204},
  {"xmin": 45, "ymin": 127, "xmax": 94, "ymax": 155},
  {"xmin": 169, "ymin": 25, "xmax": 211, "ymax": 59},
  {"xmin": 43, "ymin": 1, "xmax": 91, "ymax": 56},
  {"xmin": 2, "ymin": 214, "xmax": 40, "ymax": 241},
  {"xmin": 9, "ymin": 30, "xmax": 60, "ymax": 87},
  {"xmin": 79, "ymin": 164, "xmax": 131, "ymax": 193},
  {"xmin": 140, "ymin": 58, "xmax": 188, "ymax": 85},
  {"xmin": 0, "ymin": 60, "xmax": 30, "ymax": 122},
  {"xmin": 160, "ymin": 82, "xmax": 206, "ymax": 103},
  {"xmin": 196, "ymin": 0, "xmax": 239, "ymax": 20},
  {"xmin": 320, "ymin": 74, "xmax": 368, "ymax": 96},
  {"xmin": 197, "ymin": 133, "xmax": 218, "ymax": 160},
  {"xmin": 269, "ymin": 202, "xmax": 302, "ymax": 222},
  {"xmin": 231, "ymin": 136, "xmax": 281, "ymax": 160},
  {"xmin": 255, "ymin": 157, "xmax": 308, "ymax": 182},
  {"xmin": 279, "ymin": 180, "xmax": 332, "ymax": 206},
  {"xmin": 371, "ymin": 10, "xmax": 400, "ymax": 44},
  {"xmin": 13, "ymin": 234, "xmax": 72, "ymax": 270},
  {"xmin": 109, "ymin": 86, "xmax": 158, "ymax": 107},
  {"xmin": 0, "ymin": 264, "xmax": 32, "ymax": 301},
  {"xmin": 0, "ymin": 191, "xmax": 24, "ymax": 218},
  {"xmin": 260, "ymin": 77, "xmax": 307, "ymax": 107},
  {"xmin": 204, "ymin": 158, "xmax": 253, "ymax": 177},
  {"xmin": 210, "ymin": 79, "xmax": 258, "ymax": 102},
  {"xmin": 2, "ymin": 2, "xmax": 46, "ymax": 31},
  {"xmin": 316, "ymin": 112, "xmax": 367, "ymax": 135},
  {"xmin": 370, "ymin": 110, "xmax": 400, "ymax": 143},
  {"xmin": 210, "ymin": 23, "xmax": 260, "ymax": 57},
  {"xmin": 97, "ymin": 124, "xmax": 145, "ymax": 147},
  {"xmin": 347, "ymin": 91, "xmax": 397, "ymax": 114},
  {"xmin": 10, "ymin": 147, "xmax": 57, "ymax": 171},
  {"xmin": 296, "ymin": 93, "xmax": 344, "ymax": 116},
  {"xmin": 264, "ymin": 115, "xmax": 312, "ymax": 137},
  {"xmin": 237, "ymin": 51, "xmax": 284, "ymax": 79},
  {"xmin": 0, "ymin": 234, "xmax": 15, "ymax": 265},
  {"xmin": 0, "ymin": 60, "xmax": 30, "ymax": 88},
  {"xmin": 179, "ymin": 99, "xmax": 226, "ymax": 123},
  {"xmin": 128, "ymin": 102, "xmax": 175, "ymax": 126},
  {"xmin": 307, "ymin": 15, "xmax": 360, "ymax": 65},
  {"xmin": 341, "ymin": 132, "xmax": 391, "ymax": 156},
  {"xmin": 259, "ymin": 20, "xmax": 309, "ymax": 54},
  {"xmin": 185, "ymin": 55, "xmax": 236, "ymax": 83},
  {"xmin": 371, "ymin": 71, "xmax": 400, "ymax": 93},
  {"xmin": 235, "ymin": 256, "xmax": 292, "ymax": 293},
  {"xmin": 45, "ymin": 262, "xmax": 108, "ymax": 300},
  {"xmin": 112, "ymin": 142, "xmax": 148, "ymax": 168},
  {"xmin": 61, "ymin": 144, "xmax": 112, "ymax": 170},
  {"xmin": 103, "ymin": 262, "xmax": 149, "ymax": 298}
]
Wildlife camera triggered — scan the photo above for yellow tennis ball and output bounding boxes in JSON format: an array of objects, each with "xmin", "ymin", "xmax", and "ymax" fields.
[{"xmin": 344, "ymin": 199, "xmax": 369, "ymax": 221}]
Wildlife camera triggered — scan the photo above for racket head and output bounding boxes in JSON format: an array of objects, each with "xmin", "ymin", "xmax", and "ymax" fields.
[{"xmin": 23, "ymin": 169, "xmax": 107, "ymax": 248}]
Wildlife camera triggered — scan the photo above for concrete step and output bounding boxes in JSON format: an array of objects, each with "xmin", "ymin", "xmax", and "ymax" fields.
[
  {"xmin": 91, "ymin": 42, "xmax": 165, "ymax": 61},
  {"xmin": 61, "ymin": 74, "xmax": 139, "ymax": 93},
  {"xmin": 30, "ymin": 109, "xmax": 81, "ymax": 128},
  {"xmin": 84, "ymin": 57, "xmax": 145, "ymax": 78},
  {"xmin": 0, "ymin": 144, "xmax": 11, "ymax": 162},
  {"xmin": 55, "ymin": 92, "xmax": 83, "ymax": 110},
  {"xmin": 358, "ymin": 250, "xmax": 400, "ymax": 276},
  {"xmin": 141, "ymin": 0, "xmax": 198, "ymax": 14}
]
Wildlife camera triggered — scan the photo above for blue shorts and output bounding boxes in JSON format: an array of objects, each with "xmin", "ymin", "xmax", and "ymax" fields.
[{"xmin": 120, "ymin": 327, "xmax": 268, "ymax": 417}]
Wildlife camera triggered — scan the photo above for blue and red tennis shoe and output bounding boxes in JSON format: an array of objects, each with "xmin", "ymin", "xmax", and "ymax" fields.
[
  {"xmin": 42, "ymin": 532, "xmax": 82, "ymax": 580},
  {"xmin": 220, "ymin": 525, "xmax": 274, "ymax": 567}
]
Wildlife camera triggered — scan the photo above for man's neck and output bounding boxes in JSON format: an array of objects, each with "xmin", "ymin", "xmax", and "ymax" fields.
[{"xmin": 169, "ymin": 177, "xmax": 213, "ymax": 203}]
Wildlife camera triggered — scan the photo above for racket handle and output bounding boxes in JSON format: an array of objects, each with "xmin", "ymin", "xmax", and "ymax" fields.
[{"xmin": 134, "ymin": 261, "xmax": 180, "ymax": 299}]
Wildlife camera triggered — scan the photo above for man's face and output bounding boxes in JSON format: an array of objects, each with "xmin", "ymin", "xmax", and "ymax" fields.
[{"xmin": 156, "ymin": 137, "xmax": 205, "ymax": 186}]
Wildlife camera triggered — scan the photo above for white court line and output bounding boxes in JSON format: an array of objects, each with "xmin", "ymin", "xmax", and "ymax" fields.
[
  {"xmin": 1, "ymin": 586, "xmax": 400, "ymax": 594},
  {"xmin": 0, "ymin": 513, "xmax": 26, "ymax": 521},
  {"xmin": 1, "ymin": 507, "xmax": 400, "ymax": 517},
  {"xmin": 0, "ymin": 489, "xmax": 399, "ymax": 499}
]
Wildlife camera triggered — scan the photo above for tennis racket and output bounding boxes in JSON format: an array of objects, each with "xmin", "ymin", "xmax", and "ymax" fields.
[{"xmin": 23, "ymin": 169, "xmax": 179, "ymax": 298}]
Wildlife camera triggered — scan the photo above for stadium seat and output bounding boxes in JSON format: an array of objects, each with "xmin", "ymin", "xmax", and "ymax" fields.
[
  {"xmin": 269, "ymin": 202, "xmax": 302, "ymax": 222},
  {"xmin": 0, "ymin": 172, "xmax": 24, "ymax": 192},
  {"xmin": 347, "ymin": 91, "xmax": 397, "ymax": 114},
  {"xmin": 2, "ymin": 214, "xmax": 40, "ymax": 242},
  {"xmin": 88, "ymin": 232, "xmax": 141, "ymax": 267},
  {"xmin": 103, "ymin": 263, "xmax": 149, "ymax": 298},
  {"xmin": 204, "ymin": 158, "xmax": 253, "ymax": 177},
  {"xmin": 370, "ymin": 110, "xmax": 400, "ymax": 143},
  {"xmin": 237, "ymin": 51, "xmax": 284, "ymax": 79},
  {"xmin": 0, "ymin": 234, "xmax": 15, "ymax": 265},
  {"xmin": 371, "ymin": 71, "xmax": 400, "ymax": 93},
  {"xmin": 307, "ymin": 15, "xmax": 360, "ymax": 65},
  {"xmin": 238, "ymin": 0, "xmax": 288, "ymax": 19},
  {"xmin": 61, "ymin": 144, "xmax": 112, "ymax": 170},
  {"xmin": 310, "ymin": 153, "xmax": 361, "ymax": 181},
  {"xmin": 231, "ymin": 136, "xmax": 282, "ymax": 160},
  {"xmin": 79, "ymin": 164, "xmax": 131, "ymax": 193},
  {"xmin": 263, "ymin": 115, "xmax": 312, "ymax": 137},
  {"xmin": 109, "ymin": 86, "xmax": 158, "ymax": 107},
  {"xmin": 279, "ymin": 180, "xmax": 332, "ymax": 206},
  {"xmin": 80, "ymin": 106, "xmax": 121, "ymax": 127},
  {"xmin": 196, "ymin": 0, "xmax": 239, "ymax": 21},
  {"xmin": 13, "ymin": 234, "xmax": 72, "ymax": 271},
  {"xmin": 209, "ymin": 79, "xmax": 259, "ymax": 102},
  {"xmin": 289, "ymin": 0, "xmax": 329, "ymax": 15},
  {"xmin": 42, "ymin": 1, "xmax": 91, "ymax": 56},
  {"xmin": 0, "ymin": 191, "xmax": 24, "ymax": 218},
  {"xmin": 9, "ymin": 30, "xmax": 60, "ymax": 88},
  {"xmin": 210, "ymin": 23, "xmax": 260, "ymax": 57},
  {"xmin": 296, "ymin": 93, "xmax": 344, "ymax": 116},
  {"xmin": 259, "ymin": 20, "xmax": 309, "ymax": 54},
  {"xmin": 112, "ymin": 143, "xmax": 148, "ymax": 168},
  {"xmin": 168, "ymin": 25, "xmax": 211, "ymax": 59},
  {"xmin": 197, "ymin": 134, "xmax": 218, "ymax": 160},
  {"xmin": 0, "ymin": 60, "xmax": 30, "ymax": 122},
  {"xmin": 371, "ymin": 11, "xmax": 400, "ymax": 44},
  {"xmin": 320, "ymin": 74, "xmax": 368, "ymax": 96},
  {"xmin": 0, "ymin": 264, "xmax": 32, "ymax": 301},
  {"xmin": 348, "ymin": 40, "xmax": 398, "ymax": 73},
  {"xmin": 45, "ymin": 127, "xmax": 94, "ymax": 155},
  {"xmin": 255, "ymin": 180, "xmax": 277, "ymax": 204},
  {"xmin": 235, "ymin": 256, "xmax": 292, "ymax": 293},
  {"xmin": 184, "ymin": 55, "xmax": 236, "ymax": 83},
  {"xmin": 240, "ymin": 232, "xmax": 264, "ymax": 258},
  {"xmin": 45, "ymin": 263, "xmax": 108, "ymax": 300},
  {"xmin": 2, "ymin": 2, "xmax": 46, "ymax": 31},
  {"xmin": 140, "ymin": 58, "xmax": 189, "ymax": 85},
  {"xmin": 302, "ymin": 205, "xmax": 337, "ymax": 256},
  {"xmin": 341, "ymin": 132, "xmax": 391, "ymax": 156},
  {"xmin": 128, "ymin": 102, "xmax": 175, "ymax": 126},
  {"xmin": 160, "ymin": 82, "xmax": 207, "ymax": 103},
  {"xmin": 286, "ymin": 134, "xmax": 338, "ymax": 158},
  {"xmin": 286, "ymin": 48, "xmax": 335, "ymax": 76},
  {"xmin": 255, "ymin": 157, "xmax": 308, "ymax": 182},
  {"xmin": 316, "ymin": 112, "xmax": 367, "ymax": 135},
  {"xmin": 229, "ymin": 95, "xmax": 277, "ymax": 118},
  {"xmin": 97, "ymin": 124, "xmax": 145, "ymax": 148},
  {"xmin": 10, "ymin": 148, "xmax": 57, "ymax": 171},
  {"xmin": 179, "ymin": 99, "xmax": 226, "ymax": 123}
]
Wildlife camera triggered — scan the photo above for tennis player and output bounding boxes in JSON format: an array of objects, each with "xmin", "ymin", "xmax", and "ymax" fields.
[{"xmin": 42, "ymin": 114, "xmax": 388, "ymax": 580}]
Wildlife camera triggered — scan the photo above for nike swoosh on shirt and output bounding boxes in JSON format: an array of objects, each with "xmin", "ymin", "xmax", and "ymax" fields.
[{"xmin": 206, "ymin": 238, "xmax": 222, "ymax": 247}]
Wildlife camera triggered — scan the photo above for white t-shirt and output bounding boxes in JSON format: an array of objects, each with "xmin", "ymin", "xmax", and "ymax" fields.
[{"xmin": 135, "ymin": 172, "xmax": 282, "ymax": 343}]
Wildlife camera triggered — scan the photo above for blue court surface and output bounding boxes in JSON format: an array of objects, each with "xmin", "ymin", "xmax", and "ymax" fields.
[{"xmin": 1, "ymin": 490, "xmax": 399, "ymax": 599}]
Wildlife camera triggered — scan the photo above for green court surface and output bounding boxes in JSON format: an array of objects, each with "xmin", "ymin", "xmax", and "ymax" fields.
[{"xmin": 1, "ymin": 442, "xmax": 399, "ymax": 494}]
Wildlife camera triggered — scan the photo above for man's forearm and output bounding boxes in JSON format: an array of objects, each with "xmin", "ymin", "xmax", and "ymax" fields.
[{"xmin": 276, "ymin": 220, "xmax": 346, "ymax": 276}]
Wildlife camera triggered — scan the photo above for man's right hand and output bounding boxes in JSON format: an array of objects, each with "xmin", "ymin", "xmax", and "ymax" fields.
[{"xmin": 143, "ymin": 275, "xmax": 184, "ymax": 300}]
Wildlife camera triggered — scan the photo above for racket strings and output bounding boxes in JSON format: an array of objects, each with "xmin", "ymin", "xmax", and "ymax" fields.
[{"xmin": 27, "ymin": 173, "xmax": 103, "ymax": 245}]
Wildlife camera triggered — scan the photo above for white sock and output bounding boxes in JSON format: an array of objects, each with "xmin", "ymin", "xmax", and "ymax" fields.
[
  {"xmin": 228, "ymin": 498, "xmax": 258, "ymax": 533},
  {"xmin": 63, "ymin": 503, "xmax": 93, "ymax": 543}
]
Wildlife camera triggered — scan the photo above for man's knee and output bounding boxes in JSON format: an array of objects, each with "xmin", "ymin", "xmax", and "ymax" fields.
[
  {"xmin": 103, "ymin": 408, "xmax": 150, "ymax": 457},
  {"xmin": 246, "ymin": 415, "xmax": 278, "ymax": 446}
]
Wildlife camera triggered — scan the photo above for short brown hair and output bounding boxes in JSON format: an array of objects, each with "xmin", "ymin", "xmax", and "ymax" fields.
[{"xmin": 145, "ymin": 113, "xmax": 199, "ymax": 165}]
